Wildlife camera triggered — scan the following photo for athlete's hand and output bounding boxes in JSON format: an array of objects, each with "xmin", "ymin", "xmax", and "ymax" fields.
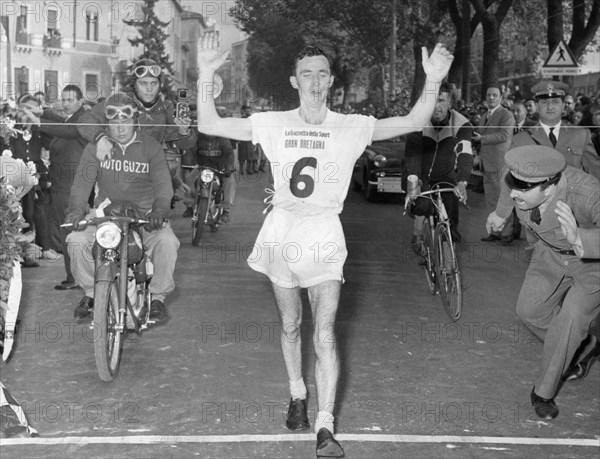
[
  {"xmin": 422, "ymin": 43, "xmax": 454, "ymax": 84},
  {"xmin": 197, "ymin": 32, "xmax": 230, "ymax": 73},
  {"xmin": 96, "ymin": 136, "xmax": 113, "ymax": 161}
]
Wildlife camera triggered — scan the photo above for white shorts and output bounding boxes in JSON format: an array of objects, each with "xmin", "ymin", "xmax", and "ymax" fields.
[{"xmin": 247, "ymin": 208, "xmax": 347, "ymax": 288}]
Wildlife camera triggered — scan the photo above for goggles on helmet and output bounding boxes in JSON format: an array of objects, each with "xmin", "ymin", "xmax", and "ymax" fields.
[
  {"xmin": 133, "ymin": 64, "xmax": 161, "ymax": 78},
  {"xmin": 104, "ymin": 104, "xmax": 138, "ymax": 120}
]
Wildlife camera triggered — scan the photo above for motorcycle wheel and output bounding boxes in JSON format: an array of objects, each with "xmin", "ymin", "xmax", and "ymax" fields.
[
  {"xmin": 93, "ymin": 279, "xmax": 123, "ymax": 381},
  {"xmin": 192, "ymin": 196, "xmax": 210, "ymax": 246}
]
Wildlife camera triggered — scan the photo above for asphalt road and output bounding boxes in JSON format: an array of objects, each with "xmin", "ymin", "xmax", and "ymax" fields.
[{"xmin": 1, "ymin": 170, "xmax": 599, "ymax": 458}]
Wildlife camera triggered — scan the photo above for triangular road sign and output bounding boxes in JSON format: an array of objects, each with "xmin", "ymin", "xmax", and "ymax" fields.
[{"xmin": 543, "ymin": 40, "xmax": 578, "ymax": 68}]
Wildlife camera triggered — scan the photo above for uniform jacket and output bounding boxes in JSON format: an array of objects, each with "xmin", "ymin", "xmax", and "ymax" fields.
[
  {"xmin": 405, "ymin": 109, "xmax": 473, "ymax": 185},
  {"xmin": 193, "ymin": 135, "xmax": 235, "ymax": 171},
  {"xmin": 514, "ymin": 166, "xmax": 600, "ymax": 294},
  {"xmin": 69, "ymin": 131, "xmax": 173, "ymax": 217},
  {"xmin": 510, "ymin": 122, "xmax": 600, "ymax": 180},
  {"xmin": 39, "ymin": 106, "xmax": 87, "ymax": 193},
  {"xmin": 77, "ymin": 94, "xmax": 196, "ymax": 150}
]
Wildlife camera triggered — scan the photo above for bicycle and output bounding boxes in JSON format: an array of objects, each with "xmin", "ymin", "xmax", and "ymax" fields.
[{"xmin": 405, "ymin": 181, "xmax": 467, "ymax": 321}]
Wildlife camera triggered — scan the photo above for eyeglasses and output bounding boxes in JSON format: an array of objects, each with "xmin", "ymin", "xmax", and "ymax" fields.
[
  {"xmin": 104, "ymin": 105, "xmax": 137, "ymax": 120},
  {"xmin": 133, "ymin": 65, "xmax": 161, "ymax": 78}
]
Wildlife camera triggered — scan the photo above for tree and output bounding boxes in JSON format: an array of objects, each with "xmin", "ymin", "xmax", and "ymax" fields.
[
  {"xmin": 547, "ymin": 0, "xmax": 600, "ymax": 86},
  {"xmin": 469, "ymin": 0, "xmax": 515, "ymax": 96},
  {"xmin": 123, "ymin": 0, "xmax": 175, "ymax": 96}
]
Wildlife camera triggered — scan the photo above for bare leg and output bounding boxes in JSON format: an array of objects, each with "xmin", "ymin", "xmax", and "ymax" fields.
[
  {"xmin": 272, "ymin": 284, "xmax": 303, "ymax": 382},
  {"xmin": 307, "ymin": 280, "xmax": 341, "ymax": 419}
]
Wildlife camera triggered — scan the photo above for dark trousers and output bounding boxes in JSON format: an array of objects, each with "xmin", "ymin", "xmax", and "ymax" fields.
[
  {"xmin": 21, "ymin": 188, "xmax": 52, "ymax": 250},
  {"xmin": 50, "ymin": 189, "xmax": 74, "ymax": 283}
]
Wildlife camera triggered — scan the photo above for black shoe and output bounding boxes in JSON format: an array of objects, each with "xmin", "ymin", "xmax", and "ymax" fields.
[
  {"xmin": 21, "ymin": 259, "xmax": 39, "ymax": 268},
  {"xmin": 316, "ymin": 428, "xmax": 344, "ymax": 458},
  {"xmin": 411, "ymin": 235, "xmax": 424, "ymax": 256},
  {"xmin": 220, "ymin": 210, "xmax": 230, "ymax": 224},
  {"xmin": 563, "ymin": 342, "xmax": 600, "ymax": 382},
  {"xmin": 530, "ymin": 388, "xmax": 559, "ymax": 420},
  {"xmin": 149, "ymin": 299, "xmax": 167, "ymax": 322},
  {"xmin": 55, "ymin": 281, "xmax": 80, "ymax": 290},
  {"xmin": 285, "ymin": 398, "xmax": 309, "ymax": 431},
  {"xmin": 182, "ymin": 207, "xmax": 193, "ymax": 218},
  {"xmin": 481, "ymin": 234, "xmax": 501, "ymax": 242},
  {"xmin": 74, "ymin": 296, "xmax": 94, "ymax": 320},
  {"xmin": 450, "ymin": 227, "xmax": 462, "ymax": 243},
  {"xmin": 501, "ymin": 236, "xmax": 514, "ymax": 245}
]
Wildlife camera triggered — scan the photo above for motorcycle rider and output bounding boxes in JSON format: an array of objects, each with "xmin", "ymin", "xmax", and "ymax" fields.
[
  {"xmin": 77, "ymin": 58, "xmax": 195, "ymax": 197},
  {"xmin": 66, "ymin": 92, "xmax": 180, "ymax": 324},
  {"xmin": 181, "ymin": 133, "xmax": 236, "ymax": 222}
]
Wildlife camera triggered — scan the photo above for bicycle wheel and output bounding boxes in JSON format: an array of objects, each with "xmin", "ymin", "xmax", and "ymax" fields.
[
  {"xmin": 422, "ymin": 218, "xmax": 437, "ymax": 295},
  {"xmin": 434, "ymin": 224, "xmax": 462, "ymax": 321},
  {"xmin": 192, "ymin": 196, "xmax": 209, "ymax": 246},
  {"xmin": 93, "ymin": 279, "xmax": 123, "ymax": 381}
]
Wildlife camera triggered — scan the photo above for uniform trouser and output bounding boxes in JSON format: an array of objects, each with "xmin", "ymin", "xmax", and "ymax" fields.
[
  {"xmin": 183, "ymin": 169, "xmax": 235, "ymax": 212},
  {"xmin": 480, "ymin": 150, "xmax": 514, "ymax": 238},
  {"xmin": 50, "ymin": 189, "xmax": 74, "ymax": 283},
  {"xmin": 516, "ymin": 260, "xmax": 600, "ymax": 399},
  {"xmin": 66, "ymin": 223, "xmax": 180, "ymax": 302}
]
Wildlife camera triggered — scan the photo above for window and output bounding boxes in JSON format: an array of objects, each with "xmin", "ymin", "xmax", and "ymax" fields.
[
  {"xmin": 84, "ymin": 74, "xmax": 99, "ymax": 101},
  {"xmin": 47, "ymin": 9, "xmax": 58, "ymax": 34},
  {"xmin": 15, "ymin": 66, "xmax": 29, "ymax": 96},
  {"xmin": 86, "ymin": 7, "xmax": 99, "ymax": 41},
  {"xmin": 17, "ymin": 5, "xmax": 27, "ymax": 33},
  {"xmin": 44, "ymin": 70, "xmax": 59, "ymax": 103}
]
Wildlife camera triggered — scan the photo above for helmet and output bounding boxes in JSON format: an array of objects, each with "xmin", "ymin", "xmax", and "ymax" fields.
[
  {"xmin": 104, "ymin": 92, "xmax": 138, "ymax": 121},
  {"xmin": 132, "ymin": 58, "xmax": 162, "ymax": 80}
]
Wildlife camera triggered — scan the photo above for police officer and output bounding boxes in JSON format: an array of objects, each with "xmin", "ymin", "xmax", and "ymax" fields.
[{"xmin": 488, "ymin": 145, "xmax": 599, "ymax": 420}]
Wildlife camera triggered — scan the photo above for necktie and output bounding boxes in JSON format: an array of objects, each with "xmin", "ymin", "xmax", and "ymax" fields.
[
  {"xmin": 549, "ymin": 127, "xmax": 557, "ymax": 147},
  {"xmin": 530, "ymin": 206, "xmax": 541, "ymax": 224},
  {"xmin": 514, "ymin": 126, "xmax": 520, "ymax": 135}
]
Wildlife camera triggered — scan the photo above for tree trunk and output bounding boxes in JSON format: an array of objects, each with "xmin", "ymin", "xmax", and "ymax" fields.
[
  {"xmin": 461, "ymin": 0, "xmax": 472, "ymax": 103},
  {"xmin": 480, "ymin": 14, "xmax": 501, "ymax": 94}
]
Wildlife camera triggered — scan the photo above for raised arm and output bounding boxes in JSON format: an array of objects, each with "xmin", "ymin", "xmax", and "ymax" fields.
[
  {"xmin": 373, "ymin": 43, "xmax": 453, "ymax": 141},
  {"xmin": 196, "ymin": 36, "xmax": 252, "ymax": 142}
]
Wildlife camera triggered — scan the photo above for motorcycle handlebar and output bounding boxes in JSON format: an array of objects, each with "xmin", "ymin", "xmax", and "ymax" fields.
[{"xmin": 61, "ymin": 216, "xmax": 150, "ymax": 228}]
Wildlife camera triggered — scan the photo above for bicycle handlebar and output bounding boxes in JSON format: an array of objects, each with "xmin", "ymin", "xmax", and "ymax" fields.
[{"xmin": 407, "ymin": 187, "xmax": 471, "ymax": 210}]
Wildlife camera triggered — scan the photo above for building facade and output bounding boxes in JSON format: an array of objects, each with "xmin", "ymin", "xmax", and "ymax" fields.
[{"xmin": 1, "ymin": 0, "xmax": 198, "ymax": 104}]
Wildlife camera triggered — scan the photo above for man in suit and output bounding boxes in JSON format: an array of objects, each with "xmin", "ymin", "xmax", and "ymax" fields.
[
  {"xmin": 472, "ymin": 83, "xmax": 515, "ymax": 243},
  {"xmin": 487, "ymin": 145, "xmax": 599, "ymax": 420},
  {"xmin": 28, "ymin": 85, "xmax": 88, "ymax": 289}
]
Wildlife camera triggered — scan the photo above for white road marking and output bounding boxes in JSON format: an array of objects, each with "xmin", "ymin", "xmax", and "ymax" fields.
[{"xmin": 1, "ymin": 434, "xmax": 599, "ymax": 447}]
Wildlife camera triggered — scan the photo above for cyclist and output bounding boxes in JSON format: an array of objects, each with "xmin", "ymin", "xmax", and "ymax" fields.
[{"xmin": 405, "ymin": 81, "xmax": 472, "ymax": 252}]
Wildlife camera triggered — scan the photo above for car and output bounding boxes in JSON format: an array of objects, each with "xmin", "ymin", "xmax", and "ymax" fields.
[{"xmin": 351, "ymin": 137, "xmax": 407, "ymax": 201}]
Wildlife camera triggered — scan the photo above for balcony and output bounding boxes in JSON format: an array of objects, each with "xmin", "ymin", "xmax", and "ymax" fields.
[
  {"xmin": 14, "ymin": 30, "xmax": 33, "ymax": 53},
  {"xmin": 43, "ymin": 31, "xmax": 62, "ymax": 56}
]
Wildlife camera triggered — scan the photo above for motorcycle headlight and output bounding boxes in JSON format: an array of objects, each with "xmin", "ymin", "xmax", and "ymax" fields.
[
  {"xmin": 96, "ymin": 222, "xmax": 122, "ymax": 249},
  {"xmin": 200, "ymin": 169, "xmax": 215, "ymax": 183},
  {"xmin": 374, "ymin": 154, "xmax": 387, "ymax": 168}
]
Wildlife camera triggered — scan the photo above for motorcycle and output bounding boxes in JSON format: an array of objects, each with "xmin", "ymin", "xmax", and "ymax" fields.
[
  {"xmin": 182, "ymin": 165, "xmax": 226, "ymax": 246},
  {"xmin": 64, "ymin": 210, "xmax": 155, "ymax": 381}
]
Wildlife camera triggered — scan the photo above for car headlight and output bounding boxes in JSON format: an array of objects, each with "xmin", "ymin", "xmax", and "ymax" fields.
[
  {"xmin": 374, "ymin": 154, "xmax": 387, "ymax": 168},
  {"xmin": 96, "ymin": 222, "xmax": 122, "ymax": 249},
  {"xmin": 200, "ymin": 169, "xmax": 215, "ymax": 183}
]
